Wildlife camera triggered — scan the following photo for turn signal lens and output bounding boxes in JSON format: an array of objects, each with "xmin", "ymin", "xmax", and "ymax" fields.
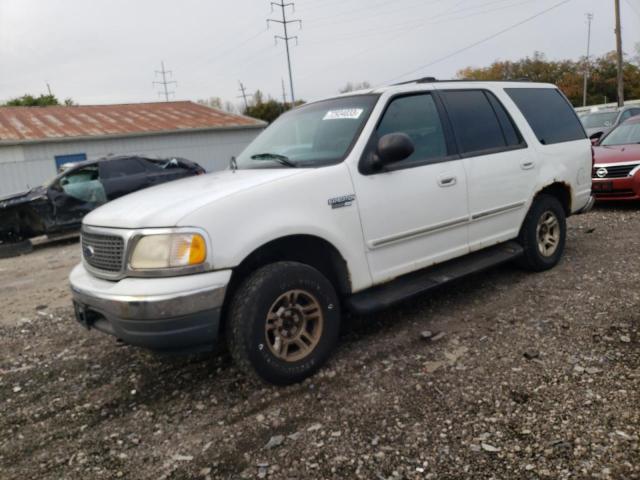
[
  {"xmin": 170, "ymin": 233, "xmax": 206, "ymax": 266},
  {"xmin": 130, "ymin": 233, "xmax": 207, "ymax": 270}
]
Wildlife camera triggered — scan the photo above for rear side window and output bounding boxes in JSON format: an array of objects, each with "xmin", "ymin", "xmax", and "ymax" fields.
[
  {"xmin": 441, "ymin": 90, "xmax": 523, "ymax": 155},
  {"xmin": 505, "ymin": 88, "xmax": 586, "ymax": 144},
  {"xmin": 620, "ymin": 109, "xmax": 640, "ymax": 122},
  {"xmin": 100, "ymin": 158, "xmax": 147, "ymax": 178}
]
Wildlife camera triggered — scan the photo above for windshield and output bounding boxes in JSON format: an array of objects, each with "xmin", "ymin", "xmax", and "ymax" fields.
[
  {"xmin": 600, "ymin": 122, "xmax": 640, "ymax": 146},
  {"xmin": 580, "ymin": 111, "xmax": 617, "ymax": 129},
  {"xmin": 236, "ymin": 95, "xmax": 379, "ymax": 169}
]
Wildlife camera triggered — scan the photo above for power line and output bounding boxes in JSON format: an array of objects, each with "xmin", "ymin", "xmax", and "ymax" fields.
[
  {"xmin": 267, "ymin": 1, "xmax": 301, "ymax": 103},
  {"xmin": 297, "ymin": 0, "xmax": 539, "ymax": 81},
  {"xmin": 383, "ymin": 0, "xmax": 573, "ymax": 85},
  {"xmin": 153, "ymin": 61, "xmax": 177, "ymax": 101},
  {"xmin": 623, "ymin": 0, "xmax": 640, "ymax": 19}
]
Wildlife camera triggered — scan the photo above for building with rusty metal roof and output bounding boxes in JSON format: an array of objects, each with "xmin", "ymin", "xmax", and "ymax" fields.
[{"xmin": 0, "ymin": 101, "xmax": 266, "ymax": 196}]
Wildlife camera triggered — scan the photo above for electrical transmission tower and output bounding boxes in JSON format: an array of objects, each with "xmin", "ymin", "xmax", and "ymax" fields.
[
  {"xmin": 237, "ymin": 81, "xmax": 253, "ymax": 110},
  {"xmin": 582, "ymin": 13, "xmax": 593, "ymax": 107},
  {"xmin": 267, "ymin": 1, "xmax": 301, "ymax": 104},
  {"xmin": 153, "ymin": 61, "xmax": 177, "ymax": 101}
]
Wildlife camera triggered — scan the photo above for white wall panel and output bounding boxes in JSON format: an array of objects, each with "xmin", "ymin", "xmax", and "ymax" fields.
[{"xmin": 0, "ymin": 128, "xmax": 262, "ymax": 196}]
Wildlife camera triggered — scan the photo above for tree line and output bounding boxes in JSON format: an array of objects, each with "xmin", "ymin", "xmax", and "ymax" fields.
[
  {"xmin": 457, "ymin": 50, "xmax": 640, "ymax": 106},
  {"xmin": 2, "ymin": 94, "xmax": 75, "ymax": 107}
]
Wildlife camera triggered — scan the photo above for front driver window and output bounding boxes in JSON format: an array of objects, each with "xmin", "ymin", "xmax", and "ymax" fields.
[
  {"xmin": 376, "ymin": 94, "xmax": 448, "ymax": 165},
  {"xmin": 58, "ymin": 166, "xmax": 107, "ymax": 204}
]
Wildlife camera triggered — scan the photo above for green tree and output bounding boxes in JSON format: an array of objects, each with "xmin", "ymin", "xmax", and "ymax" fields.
[
  {"xmin": 339, "ymin": 81, "xmax": 371, "ymax": 93},
  {"xmin": 4, "ymin": 94, "xmax": 60, "ymax": 106},
  {"xmin": 456, "ymin": 51, "xmax": 640, "ymax": 106},
  {"xmin": 3, "ymin": 93, "xmax": 78, "ymax": 107},
  {"xmin": 243, "ymin": 90, "xmax": 304, "ymax": 123},
  {"xmin": 197, "ymin": 96, "xmax": 238, "ymax": 113}
]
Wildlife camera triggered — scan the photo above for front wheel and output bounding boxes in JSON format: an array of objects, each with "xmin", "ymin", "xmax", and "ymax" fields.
[
  {"xmin": 226, "ymin": 261, "xmax": 340, "ymax": 385},
  {"xmin": 517, "ymin": 194, "xmax": 566, "ymax": 271}
]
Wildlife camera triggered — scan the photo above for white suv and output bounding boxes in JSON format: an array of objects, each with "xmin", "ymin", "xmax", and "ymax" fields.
[{"xmin": 70, "ymin": 79, "xmax": 593, "ymax": 384}]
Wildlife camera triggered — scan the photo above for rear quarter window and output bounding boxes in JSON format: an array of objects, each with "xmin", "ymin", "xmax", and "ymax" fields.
[{"xmin": 505, "ymin": 88, "xmax": 586, "ymax": 145}]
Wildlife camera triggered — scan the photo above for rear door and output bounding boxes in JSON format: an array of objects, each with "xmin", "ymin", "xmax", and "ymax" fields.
[
  {"xmin": 438, "ymin": 88, "xmax": 534, "ymax": 251},
  {"xmin": 99, "ymin": 157, "xmax": 150, "ymax": 200},
  {"xmin": 142, "ymin": 158, "xmax": 193, "ymax": 187}
]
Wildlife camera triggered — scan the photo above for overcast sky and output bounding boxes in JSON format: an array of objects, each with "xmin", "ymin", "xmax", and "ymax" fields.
[{"xmin": 1, "ymin": 0, "xmax": 638, "ymax": 107}]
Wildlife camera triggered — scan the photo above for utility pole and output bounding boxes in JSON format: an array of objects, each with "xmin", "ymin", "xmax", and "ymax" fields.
[
  {"xmin": 153, "ymin": 61, "xmax": 177, "ymax": 102},
  {"xmin": 46, "ymin": 83, "xmax": 53, "ymax": 96},
  {"xmin": 582, "ymin": 13, "xmax": 593, "ymax": 107},
  {"xmin": 614, "ymin": 0, "xmax": 624, "ymax": 107},
  {"xmin": 267, "ymin": 1, "xmax": 301, "ymax": 104},
  {"xmin": 281, "ymin": 78, "xmax": 288, "ymax": 107},
  {"xmin": 237, "ymin": 81, "xmax": 252, "ymax": 110}
]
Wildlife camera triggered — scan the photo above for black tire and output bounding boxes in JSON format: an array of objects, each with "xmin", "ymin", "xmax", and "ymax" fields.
[
  {"xmin": 226, "ymin": 261, "xmax": 340, "ymax": 385},
  {"xmin": 0, "ymin": 239, "xmax": 33, "ymax": 259},
  {"xmin": 517, "ymin": 193, "xmax": 566, "ymax": 271}
]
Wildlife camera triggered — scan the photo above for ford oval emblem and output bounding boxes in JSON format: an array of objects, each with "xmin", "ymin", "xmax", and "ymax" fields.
[
  {"xmin": 83, "ymin": 245, "xmax": 95, "ymax": 258},
  {"xmin": 596, "ymin": 167, "xmax": 608, "ymax": 178}
]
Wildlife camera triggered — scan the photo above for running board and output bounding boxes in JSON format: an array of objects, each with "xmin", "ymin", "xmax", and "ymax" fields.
[{"xmin": 346, "ymin": 241, "xmax": 523, "ymax": 315}]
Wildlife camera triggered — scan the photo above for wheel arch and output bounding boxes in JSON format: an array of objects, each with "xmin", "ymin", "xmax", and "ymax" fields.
[
  {"xmin": 221, "ymin": 234, "xmax": 352, "ymax": 326},
  {"xmin": 535, "ymin": 181, "xmax": 572, "ymax": 217}
]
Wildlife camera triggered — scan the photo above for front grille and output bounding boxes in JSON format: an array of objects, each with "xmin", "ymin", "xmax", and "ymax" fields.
[
  {"xmin": 81, "ymin": 231, "xmax": 124, "ymax": 273},
  {"xmin": 593, "ymin": 164, "xmax": 639, "ymax": 178}
]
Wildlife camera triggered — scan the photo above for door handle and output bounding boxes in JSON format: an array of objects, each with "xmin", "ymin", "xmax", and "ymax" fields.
[
  {"xmin": 438, "ymin": 175, "xmax": 457, "ymax": 187},
  {"xmin": 521, "ymin": 161, "xmax": 535, "ymax": 170}
]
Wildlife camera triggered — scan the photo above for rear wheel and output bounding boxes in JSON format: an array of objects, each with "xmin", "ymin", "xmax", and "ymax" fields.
[
  {"xmin": 226, "ymin": 261, "xmax": 340, "ymax": 385},
  {"xmin": 517, "ymin": 194, "xmax": 566, "ymax": 271}
]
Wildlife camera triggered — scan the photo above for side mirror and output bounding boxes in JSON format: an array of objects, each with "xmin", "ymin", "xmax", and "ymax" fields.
[
  {"xmin": 366, "ymin": 133, "xmax": 414, "ymax": 172},
  {"xmin": 590, "ymin": 131, "xmax": 603, "ymax": 145}
]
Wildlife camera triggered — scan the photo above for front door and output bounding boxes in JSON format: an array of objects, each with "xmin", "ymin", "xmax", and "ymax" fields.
[
  {"xmin": 49, "ymin": 164, "xmax": 107, "ymax": 228},
  {"xmin": 349, "ymin": 92, "xmax": 469, "ymax": 284}
]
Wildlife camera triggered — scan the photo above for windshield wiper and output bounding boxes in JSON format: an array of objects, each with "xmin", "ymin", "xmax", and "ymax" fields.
[{"xmin": 250, "ymin": 153, "xmax": 297, "ymax": 167}]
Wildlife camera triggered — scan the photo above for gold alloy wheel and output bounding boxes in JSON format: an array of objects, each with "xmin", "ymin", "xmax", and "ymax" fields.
[
  {"xmin": 265, "ymin": 289, "xmax": 324, "ymax": 362},
  {"xmin": 536, "ymin": 210, "xmax": 560, "ymax": 257}
]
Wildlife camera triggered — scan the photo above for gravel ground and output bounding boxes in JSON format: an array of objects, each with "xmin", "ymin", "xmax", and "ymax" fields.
[{"xmin": 0, "ymin": 207, "xmax": 638, "ymax": 480}]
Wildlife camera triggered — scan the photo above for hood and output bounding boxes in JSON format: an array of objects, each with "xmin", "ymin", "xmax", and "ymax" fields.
[
  {"xmin": 83, "ymin": 168, "xmax": 306, "ymax": 229},
  {"xmin": 0, "ymin": 186, "xmax": 47, "ymax": 209},
  {"xmin": 593, "ymin": 144, "xmax": 640, "ymax": 165}
]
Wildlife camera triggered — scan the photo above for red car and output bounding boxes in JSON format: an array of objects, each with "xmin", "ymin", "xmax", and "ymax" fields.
[{"xmin": 592, "ymin": 115, "xmax": 640, "ymax": 201}]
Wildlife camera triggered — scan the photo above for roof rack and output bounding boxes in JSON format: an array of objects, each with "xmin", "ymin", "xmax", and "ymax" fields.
[{"xmin": 391, "ymin": 77, "xmax": 533, "ymax": 86}]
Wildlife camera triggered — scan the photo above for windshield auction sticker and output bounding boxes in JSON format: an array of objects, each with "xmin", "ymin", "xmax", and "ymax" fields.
[{"xmin": 323, "ymin": 108, "xmax": 364, "ymax": 120}]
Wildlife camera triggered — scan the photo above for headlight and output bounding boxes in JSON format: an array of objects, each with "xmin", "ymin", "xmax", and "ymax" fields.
[{"xmin": 129, "ymin": 232, "xmax": 207, "ymax": 270}]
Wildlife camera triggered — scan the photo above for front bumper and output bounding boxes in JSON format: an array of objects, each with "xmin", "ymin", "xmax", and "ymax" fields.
[
  {"xmin": 592, "ymin": 173, "xmax": 640, "ymax": 201},
  {"xmin": 69, "ymin": 264, "xmax": 231, "ymax": 351}
]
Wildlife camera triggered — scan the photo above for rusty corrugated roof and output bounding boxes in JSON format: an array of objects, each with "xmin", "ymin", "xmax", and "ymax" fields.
[{"xmin": 0, "ymin": 101, "xmax": 265, "ymax": 144}]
